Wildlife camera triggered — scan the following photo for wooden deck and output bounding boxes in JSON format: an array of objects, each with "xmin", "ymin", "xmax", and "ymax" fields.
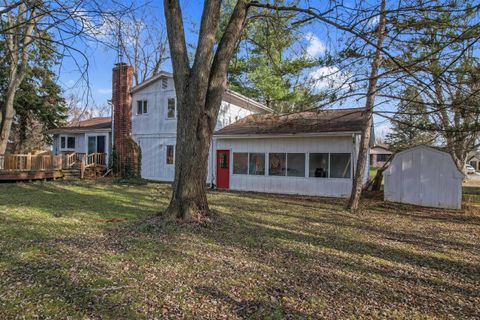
[
  {"xmin": 0, "ymin": 170, "xmax": 63, "ymax": 181},
  {"xmin": 0, "ymin": 152, "xmax": 107, "ymax": 182}
]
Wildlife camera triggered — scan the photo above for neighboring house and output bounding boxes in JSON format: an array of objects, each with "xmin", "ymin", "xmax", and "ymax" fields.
[
  {"xmin": 468, "ymin": 152, "xmax": 480, "ymax": 171},
  {"xmin": 128, "ymin": 70, "xmax": 272, "ymax": 181},
  {"xmin": 213, "ymin": 109, "xmax": 372, "ymax": 197},
  {"xmin": 384, "ymin": 145, "xmax": 463, "ymax": 209},
  {"xmin": 369, "ymin": 144, "xmax": 392, "ymax": 168},
  {"xmin": 48, "ymin": 117, "xmax": 112, "ymax": 164}
]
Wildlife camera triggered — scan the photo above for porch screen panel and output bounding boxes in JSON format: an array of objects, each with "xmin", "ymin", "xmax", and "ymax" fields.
[
  {"xmin": 249, "ymin": 153, "xmax": 265, "ymax": 175},
  {"xmin": 309, "ymin": 153, "xmax": 329, "ymax": 178},
  {"xmin": 233, "ymin": 153, "xmax": 248, "ymax": 174},
  {"xmin": 330, "ymin": 153, "xmax": 351, "ymax": 178},
  {"xmin": 269, "ymin": 153, "xmax": 286, "ymax": 176},
  {"xmin": 287, "ymin": 153, "xmax": 305, "ymax": 177}
]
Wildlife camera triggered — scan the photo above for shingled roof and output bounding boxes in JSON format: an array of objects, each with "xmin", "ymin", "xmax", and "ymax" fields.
[
  {"xmin": 48, "ymin": 117, "xmax": 111, "ymax": 134},
  {"xmin": 214, "ymin": 108, "xmax": 366, "ymax": 136}
]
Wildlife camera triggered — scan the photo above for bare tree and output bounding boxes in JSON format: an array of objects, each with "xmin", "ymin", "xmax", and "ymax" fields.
[
  {"xmin": 162, "ymin": 0, "xmax": 480, "ymax": 220},
  {"xmin": 347, "ymin": 0, "xmax": 387, "ymax": 213},
  {"xmin": 112, "ymin": 6, "xmax": 169, "ymax": 85},
  {"xmin": 0, "ymin": 1, "xmax": 39, "ymax": 153},
  {"xmin": 0, "ymin": 0, "xmax": 131, "ymax": 154}
]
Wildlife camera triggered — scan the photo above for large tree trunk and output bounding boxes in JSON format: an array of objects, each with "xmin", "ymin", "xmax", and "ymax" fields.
[
  {"xmin": 164, "ymin": 85, "xmax": 217, "ymax": 220},
  {"xmin": 347, "ymin": 0, "xmax": 386, "ymax": 213},
  {"xmin": 163, "ymin": 0, "xmax": 249, "ymax": 220}
]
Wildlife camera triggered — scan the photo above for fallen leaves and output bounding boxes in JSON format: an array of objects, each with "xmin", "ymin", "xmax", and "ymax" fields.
[{"xmin": 0, "ymin": 180, "xmax": 479, "ymax": 319}]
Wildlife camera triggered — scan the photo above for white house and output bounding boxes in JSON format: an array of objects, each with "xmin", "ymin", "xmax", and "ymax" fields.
[
  {"xmin": 110, "ymin": 64, "xmax": 371, "ymax": 198},
  {"xmin": 129, "ymin": 71, "xmax": 273, "ymax": 181},
  {"xmin": 49, "ymin": 117, "xmax": 112, "ymax": 164},
  {"xmin": 212, "ymin": 109, "xmax": 371, "ymax": 197},
  {"xmin": 384, "ymin": 145, "xmax": 463, "ymax": 209}
]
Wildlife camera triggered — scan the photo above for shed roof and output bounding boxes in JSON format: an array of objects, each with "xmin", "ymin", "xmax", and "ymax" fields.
[
  {"xmin": 214, "ymin": 107, "xmax": 366, "ymax": 136},
  {"xmin": 48, "ymin": 117, "xmax": 111, "ymax": 134},
  {"xmin": 384, "ymin": 145, "xmax": 463, "ymax": 178}
]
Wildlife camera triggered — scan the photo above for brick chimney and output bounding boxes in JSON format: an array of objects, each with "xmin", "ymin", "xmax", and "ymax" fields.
[{"xmin": 112, "ymin": 63, "xmax": 140, "ymax": 177}]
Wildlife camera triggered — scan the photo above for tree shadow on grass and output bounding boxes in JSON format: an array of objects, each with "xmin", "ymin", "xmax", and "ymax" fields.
[
  {"xmin": 1, "ymin": 252, "xmax": 142, "ymax": 318},
  {"xmin": 194, "ymin": 285, "xmax": 312, "ymax": 319},
  {"xmin": 0, "ymin": 181, "xmax": 165, "ymax": 221},
  {"xmin": 185, "ymin": 204, "xmax": 480, "ymax": 318}
]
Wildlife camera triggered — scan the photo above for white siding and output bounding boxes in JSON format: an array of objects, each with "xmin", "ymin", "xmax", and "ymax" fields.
[
  {"xmin": 132, "ymin": 77, "xmax": 258, "ymax": 181},
  {"xmin": 384, "ymin": 145, "xmax": 463, "ymax": 209},
  {"xmin": 53, "ymin": 133, "xmax": 85, "ymax": 155},
  {"xmin": 214, "ymin": 136, "xmax": 359, "ymax": 198},
  {"xmin": 137, "ymin": 137, "xmax": 176, "ymax": 181},
  {"xmin": 216, "ymin": 102, "xmax": 254, "ymax": 130}
]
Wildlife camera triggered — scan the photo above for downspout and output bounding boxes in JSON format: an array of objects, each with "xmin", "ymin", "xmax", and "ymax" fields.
[{"xmin": 210, "ymin": 139, "xmax": 215, "ymax": 188}]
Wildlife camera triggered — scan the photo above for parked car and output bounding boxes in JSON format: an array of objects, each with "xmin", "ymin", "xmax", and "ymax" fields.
[{"xmin": 465, "ymin": 164, "xmax": 476, "ymax": 174}]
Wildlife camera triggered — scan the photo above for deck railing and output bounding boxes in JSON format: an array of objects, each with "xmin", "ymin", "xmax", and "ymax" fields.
[
  {"xmin": 0, "ymin": 152, "xmax": 107, "ymax": 180},
  {"xmin": 85, "ymin": 153, "xmax": 106, "ymax": 167},
  {"xmin": 63, "ymin": 152, "xmax": 76, "ymax": 169},
  {"xmin": 0, "ymin": 154, "xmax": 63, "ymax": 171}
]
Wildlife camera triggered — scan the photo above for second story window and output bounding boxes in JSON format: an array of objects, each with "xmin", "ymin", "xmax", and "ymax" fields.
[
  {"xmin": 136, "ymin": 100, "xmax": 148, "ymax": 115},
  {"xmin": 167, "ymin": 98, "xmax": 176, "ymax": 119}
]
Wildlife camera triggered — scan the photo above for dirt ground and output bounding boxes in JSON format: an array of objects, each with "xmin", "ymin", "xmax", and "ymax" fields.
[{"xmin": 463, "ymin": 173, "xmax": 480, "ymax": 187}]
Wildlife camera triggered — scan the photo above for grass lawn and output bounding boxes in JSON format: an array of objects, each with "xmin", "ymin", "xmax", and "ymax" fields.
[{"xmin": 0, "ymin": 180, "xmax": 479, "ymax": 319}]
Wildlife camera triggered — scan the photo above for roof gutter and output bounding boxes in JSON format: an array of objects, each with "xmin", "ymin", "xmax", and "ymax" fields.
[{"xmin": 213, "ymin": 131, "xmax": 363, "ymax": 139}]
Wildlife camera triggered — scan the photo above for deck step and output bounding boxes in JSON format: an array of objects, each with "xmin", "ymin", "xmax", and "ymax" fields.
[{"xmin": 62, "ymin": 168, "xmax": 81, "ymax": 179}]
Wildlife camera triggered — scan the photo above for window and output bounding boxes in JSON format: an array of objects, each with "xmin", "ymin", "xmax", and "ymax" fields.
[
  {"xmin": 67, "ymin": 137, "xmax": 75, "ymax": 149},
  {"xmin": 287, "ymin": 153, "xmax": 305, "ymax": 177},
  {"xmin": 60, "ymin": 135, "xmax": 75, "ymax": 150},
  {"xmin": 143, "ymin": 100, "xmax": 148, "ymax": 114},
  {"xmin": 233, "ymin": 153, "xmax": 248, "ymax": 174},
  {"xmin": 309, "ymin": 153, "xmax": 329, "ymax": 178},
  {"xmin": 167, "ymin": 98, "xmax": 176, "ymax": 119},
  {"xmin": 162, "ymin": 78, "xmax": 168, "ymax": 89},
  {"xmin": 136, "ymin": 100, "xmax": 147, "ymax": 115},
  {"xmin": 269, "ymin": 153, "xmax": 286, "ymax": 176},
  {"xmin": 377, "ymin": 154, "xmax": 389, "ymax": 162},
  {"xmin": 166, "ymin": 145, "xmax": 174, "ymax": 164},
  {"xmin": 249, "ymin": 153, "xmax": 265, "ymax": 175},
  {"xmin": 219, "ymin": 153, "xmax": 229, "ymax": 169},
  {"xmin": 330, "ymin": 153, "xmax": 351, "ymax": 178}
]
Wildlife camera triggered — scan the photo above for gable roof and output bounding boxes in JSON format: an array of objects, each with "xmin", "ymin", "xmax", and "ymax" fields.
[
  {"xmin": 371, "ymin": 144, "xmax": 392, "ymax": 154},
  {"xmin": 130, "ymin": 72, "xmax": 273, "ymax": 113},
  {"xmin": 384, "ymin": 145, "xmax": 464, "ymax": 178},
  {"xmin": 48, "ymin": 117, "xmax": 111, "ymax": 134},
  {"xmin": 214, "ymin": 107, "xmax": 366, "ymax": 137},
  {"xmin": 130, "ymin": 71, "xmax": 173, "ymax": 94}
]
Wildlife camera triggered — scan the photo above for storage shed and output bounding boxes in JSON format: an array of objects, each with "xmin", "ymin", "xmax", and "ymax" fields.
[{"xmin": 384, "ymin": 145, "xmax": 463, "ymax": 209}]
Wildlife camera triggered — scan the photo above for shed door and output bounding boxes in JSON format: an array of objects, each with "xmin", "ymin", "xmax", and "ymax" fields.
[{"xmin": 216, "ymin": 150, "xmax": 230, "ymax": 189}]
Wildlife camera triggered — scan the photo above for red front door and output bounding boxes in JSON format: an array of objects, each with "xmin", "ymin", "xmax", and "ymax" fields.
[{"xmin": 216, "ymin": 150, "xmax": 230, "ymax": 189}]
